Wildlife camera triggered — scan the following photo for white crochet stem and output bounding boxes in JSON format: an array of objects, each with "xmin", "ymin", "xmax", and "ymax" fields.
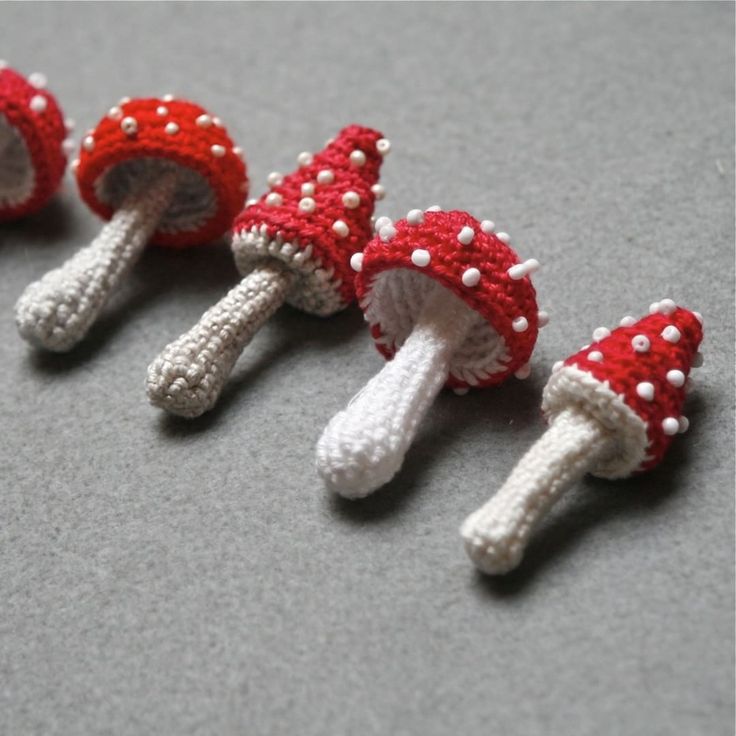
[
  {"xmin": 14, "ymin": 170, "xmax": 179, "ymax": 352},
  {"xmin": 461, "ymin": 407, "xmax": 614, "ymax": 575},
  {"xmin": 317, "ymin": 282, "xmax": 475, "ymax": 498},
  {"xmin": 145, "ymin": 260, "xmax": 294, "ymax": 418}
]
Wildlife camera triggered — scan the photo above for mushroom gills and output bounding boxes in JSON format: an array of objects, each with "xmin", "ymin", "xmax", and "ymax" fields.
[
  {"xmin": 316, "ymin": 280, "xmax": 478, "ymax": 498},
  {"xmin": 0, "ymin": 114, "xmax": 35, "ymax": 207},
  {"xmin": 15, "ymin": 169, "xmax": 179, "ymax": 352}
]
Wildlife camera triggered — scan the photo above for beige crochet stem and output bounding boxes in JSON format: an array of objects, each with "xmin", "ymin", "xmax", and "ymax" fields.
[
  {"xmin": 145, "ymin": 260, "xmax": 295, "ymax": 418},
  {"xmin": 15, "ymin": 170, "xmax": 179, "ymax": 352},
  {"xmin": 316, "ymin": 282, "xmax": 476, "ymax": 499},
  {"xmin": 461, "ymin": 407, "xmax": 614, "ymax": 575}
]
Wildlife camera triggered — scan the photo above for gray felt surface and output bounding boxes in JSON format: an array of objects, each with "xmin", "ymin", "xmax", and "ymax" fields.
[{"xmin": 1, "ymin": 2, "xmax": 734, "ymax": 734}]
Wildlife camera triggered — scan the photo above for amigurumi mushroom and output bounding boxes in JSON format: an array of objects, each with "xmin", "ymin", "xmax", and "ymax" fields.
[
  {"xmin": 145, "ymin": 124, "xmax": 389, "ymax": 418},
  {"xmin": 0, "ymin": 61, "xmax": 72, "ymax": 221},
  {"xmin": 461, "ymin": 299, "xmax": 704, "ymax": 575},
  {"xmin": 14, "ymin": 95, "xmax": 247, "ymax": 352},
  {"xmin": 316, "ymin": 207, "xmax": 547, "ymax": 499}
]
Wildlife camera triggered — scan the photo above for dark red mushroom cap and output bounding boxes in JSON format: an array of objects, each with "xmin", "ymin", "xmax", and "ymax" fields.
[
  {"xmin": 75, "ymin": 96, "xmax": 248, "ymax": 248},
  {"xmin": 353, "ymin": 209, "xmax": 541, "ymax": 389},
  {"xmin": 0, "ymin": 63, "xmax": 68, "ymax": 221},
  {"xmin": 231, "ymin": 124, "xmax": 387, "ymax": 316},
  {"xmin": 543, "ymin": 301, "xmax": 703, "ymax": 478}
]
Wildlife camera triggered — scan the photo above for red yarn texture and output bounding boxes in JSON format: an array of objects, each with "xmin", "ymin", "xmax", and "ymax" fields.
[
  {"xmin": 234, "ymin": 124, "xmax": 385, "ymax": 306},
  {"xmin": 0, "ymin": 66, "xmax": 67, "ymax": 221},
  {"xmin": 357, "ymin": 210, "xmax": 539, "ymax": 389},
  {"xmin": 564, "ymin": 307, "xmax": 703, "ymax": 471},
  {"xmin": 76, "ymin": 97, "xmax": 247, "ymax": 248}
]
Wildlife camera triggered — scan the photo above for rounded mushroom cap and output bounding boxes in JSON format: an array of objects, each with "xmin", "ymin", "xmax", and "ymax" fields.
[
  {"xmin": 75, "ymin": 97, "xmax": 247, "ymax": 248},
  {"xmin": 231, "ymin": 124, "xmax": 386, "ymax": 316},
  {"xmin": 543, "ymin": 303, "xmax": 703, "ymax": 478},
  {"xmin": 354, "ymin": 209, "xmax": 540, "ymax": 389},
  {"xmin": 0, "ymin": 64, "xmax": 68, "ymax": 221}
]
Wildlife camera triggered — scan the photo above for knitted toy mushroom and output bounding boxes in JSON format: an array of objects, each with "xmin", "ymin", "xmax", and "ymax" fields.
[
  {"xmin": 316, "ymin": 208, "xmax": 545, "ymax": 498},
  {"xmin": 461, "ymin": 299, "xmax": 704, "ymax": 575},
  {"xmin": 0, "ymin": 61, "xmax": 72, "ymax": 221},
  {"xmin": 145, "ymin": 124, "xmax": 389, "ymax": 418},
  {"xmin": 14, "ymin": 95, "xmax": 247, "ymax": 352}
]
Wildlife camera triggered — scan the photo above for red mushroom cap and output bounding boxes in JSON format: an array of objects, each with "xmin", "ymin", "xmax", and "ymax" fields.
[
  {"xmin": 0, "ymin": 64, "xmax": 68, "ymax": 221},
  {"xmin": 75, "ymin": 97, "xmax": 248, "ymax": 248},
  {"xmin": 354, "ymin": 209, "xmax": 540, "ymax": 389},
  {"xmin": 231, "ymin": 124, "xmax": 387, "ymax": 316},
  {"xmin": 543, "ymin": 302, "xmax": 703, "ymax": 477}
]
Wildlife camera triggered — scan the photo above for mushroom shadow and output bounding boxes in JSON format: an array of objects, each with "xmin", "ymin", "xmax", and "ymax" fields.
[{"xmin": 0, "ymin": 193, "xmax": 77, "ymax": 247}]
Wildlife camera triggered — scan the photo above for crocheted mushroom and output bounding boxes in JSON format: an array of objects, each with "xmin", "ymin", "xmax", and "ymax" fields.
[
  {"xmin": 461, "ymin": 300, "xmax": 704, "ymax": 575},
  {"xmin": 0, "ymin": 61, "xmax": 71, "ymax": 221},
  {"xmin": 145, "ymin": 124, "xmax": 388, "ymax": 418},
  {"xmin": 15, "ymin": 96, "xmax": 247, "ymax": 352},
  {"xmin": 316, "ymin": 208, "xmax": 544, "ymax": 498}
]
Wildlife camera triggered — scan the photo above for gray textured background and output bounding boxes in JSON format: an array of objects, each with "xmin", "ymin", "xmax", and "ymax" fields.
[{"xmin": 1, "ymin": 3, "xmax": 734, "ymax": 734}]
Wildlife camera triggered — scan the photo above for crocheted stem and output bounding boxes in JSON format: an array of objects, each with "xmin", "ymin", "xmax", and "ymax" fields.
[
  {"xmin": 145, "ymin": 260, "xmax": 294, "ymax": 418},
  {"xmin": 316, "ymin": 282, "xmax": 476, "ymax": 498},
  {"xmin": 460, "ymin": 407, "xmax": 614, "ymax": 575},
  {"xmin": 15, "ymin": 170, "xmax": 179, "ymax": 352}
]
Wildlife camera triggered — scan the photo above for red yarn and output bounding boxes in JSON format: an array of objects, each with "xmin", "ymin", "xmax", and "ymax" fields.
[
  {"xmin": 563, "ymin": 307, "xmax": 703, "ymax": 471},
  {"xmin": 76, "ymin": 97, "xmax": 248, "ymax": 248},
  {"xmin": 357, "ymin": 210, "xmax": 540, "ymax": 389},
  {"xmin": 0, "ymin": 66, "xmax": 67, "ymax": 221},
  {"xmin": 234, "ymin": 124, "xmax": 386, "ymax": 306}
]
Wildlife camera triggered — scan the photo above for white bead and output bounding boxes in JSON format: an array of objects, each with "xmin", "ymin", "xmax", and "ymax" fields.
[
  {"xmin": 371, "ymin": 184, "xmax": 385, "ymax": 200},
  {"xmin": 350, "ymin": 253, "xmax": 364, "ymax": 272},
  {"xmin": 232, "ymin": 146, "xmax": 244, "ymax": 159},
  {"xmin": 298, "ymin": 197, "xmax": 316, "ymax": 213},
  {"xmin": 457, "ymin": 226, "xmax": 475, "ymax": 245},
  {"xmin": 666, "ymin": 369, "xmax": 686, "ymax": 387},
  {"xmin": 425, "ymin": 205, "xmax": 441, "ymax": 212},
  {"xmin": 552, "ymin": 360, "xmax": 564, "ymax": 372},
  {"xmin": 82, "ymin": 136, "xmax": 94, "ymax": 152},
  {"xmin": 211, "ymin": 144, "xmax": 226, "ymax": 157},
  {"xmin": 462, "ymin": 268, "xmax": 481, "ymax": 287},
  {"xmin": 332, "ymin": 220, "xmax": 349, "ymax": 238},
  {"xmin": 662, "ymin": 417, "xmax": 680, "ymax": 436},
  {"xmin": 265, "ymin": 192, "xmax": 283, "ymax": 207},
  {"xmin": 62, "ymin": 138, "xmax": 75, "ymax": 155},
  {"xmin": 631, "ymin": 334, "xmax": 650, "ymax": 352},
  {"xmin": 587, "ymin": 351, "xmax": 604, "ymax": 362},
  {"xmin": 619, "ymin": 315, "xmax": 636, "ymax": 327},
  {"xmin": 317, "ymin": 169, "xmax": 334, "ymax": 185},
  {"xmin": 592, "ymin": 326, "xmax": 611, "ymax": 342},
  {"xmin": 64, "ymin": 118, "xmax": 75, "ymax": 131},
  {"xmin": 411, "ymin": 249, "xmax": 431, "ymax": 267},
  {"xmin": 453, "ymin": 387, "xmax": 469, "ymax": 396},
  {"xmin": 29, "ymin": 95, "xmax": 47, "ymax": 113},
  {"xmin": 121, "ymin": 117, "xmax": 138, "ymax": 135},
  {"xmin": 212, "ymin": 116, "xmax": 223, "ymax": 127},
  {"xmin": 107, "ymin": 106, "xmax": 123, "ymax": 120},
  {"xmin": 678, "ymin": 416, "xmax": 689, "ymax": 433},
  {"xmin": 70, "ymin": 158, "xmax": 80, "ymax": 173},
  {"xmin": 693, "ymin": 311, "xmax": 703, "ymax": 324},
  {"xmin": 658, "ymin": 298, "xmax": 676, "ymax": 315},
  {"xmin": 379, "ymin": 224, "xmax": 396, "ymax": 242},
  {"xmin": 156, "ymin": 106, "xmax": 168, "ymax": 116},
  {"xmin": 692, "ymin": 351, "xmax": 704, "ymax": 367},
  {"xmin": 514, "ymin": 363, "xmax": 531, "ymax": 380},
  {"xmin": 0, "ymin": 60, "xmax": 7, "ymax": 70},
  {"xmin": 636, "ymin": 382, "xmax": 655, "ymax": 401},
  {"xmin": 406, "ymin": 209, "xmax": 424, "ymax": 226},
  {"xmin": 508, "ymin": 259, "xmax": 540, "ymax": 280},
  {"xmin": 512, "ymin": 316, "xmax": 528, "ymax": 332},
  {"xmin": 350, "ymin": 150, "xmax": 366, "ymax": 167},
  {"xmin": 297, "ymin": 151, "xmax": 313, "ymax": 167},
  {"xmin": 162, "ymin": 94, "xmax": 175, "ymax": 102},
  {"xmin": 342, "ymin": 191, "xmax": 360, "ymax": 209},
  {"xmin": 119, "ymin": 96, "xmax": 131, "ymax": 105},
  {"xmin": 649, "ymin": 301, "xmax": 661, "ymax": 314},
  {"xmin": 301, "ymin": 182, "xmax": 315, "ymax": 196},
  {"xmin": 496, "ymin": 232, "xmax": 510, "ymax": 243},
  {"xmin": 374, "ymin": 216, "xmax": 392, "ymax": 233},
  {"xmin": 267, "ymin": 172, "xmax": 283, "ymax": 188},
  {"xmin": 245, "ymin": 198, "xmax": 257, "ymax": 207},
  {"xmin": 196, "ymin": 114, "xmax": 212, "ymax": 128},
  {"xmin": 165, "ymin": 122, "xmax": 179, "ymax": 135},
  {"xmin": 480, "ymin": 220, "xmax": 495, "ymax": 234},
  {"xmin": 28, "ymin": 72, "xmax": 47, "ymax": 89},
  {"xmin": 376, "ymin": 138, "xmax": 391, "ymax": 155},
  {"xmin": 661, "ymin": 325, "xmax": 681, "ymax": 343},
  {"xmin": 537, "ymin": 310, "xmax": 550, "ymax": 327}
]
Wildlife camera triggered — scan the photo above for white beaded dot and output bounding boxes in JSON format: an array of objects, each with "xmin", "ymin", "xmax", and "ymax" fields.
[
  {"xmin": 196, "ymin": 114, "xmax": 213, "ymax": 128},
  {"xmin": 592, "ymin": 326, "xmax": 611, "ymax": 342},
  {"xmin": 379, "ymin": 224, "xmax": 396, "ymax": 242},
  {"xmin": 662, "ymin": 417, "xmax": 680, "ymax": 436},
  {"xmin": 374, "ymin": 216, "xmax": 392, "ymax": 233},
  {"xmin": 649, "ymin": 302, "xmax": 661, "ymax": 315},
  {"xmin": 156, "ymin": 106, "xmax": 168, "ymax": 116},
  {"xmin": 552, "ymin": 360, "xmax": 564, "ymax": 372},
  {"xmin": 512, "ymin": 316, "xmax": 529, "ymax": 333},
  {"xmin": 82, "ymin": 135, "xmax": 94, "ymax": 152},
  {"xmin": 631, "ymin": 334, "xmax": 650, "ymax": 352},
  {"xmin": 267, "ymin": 172, "xmax": 283, "ymax": 188},
  {"xmin": 496, "ymin": 232, "xmax": 510, "ymax": 244},
  {"xmin": 28, "ymin": 72, "xmax": 47, "ymax": 89},
  {"xmin": 636, "ymin": 382, "xmax": 655, "ymax": 401},
  {"xmin": 212, "ymin": 116, "xmax": 223, "ymax": 127},
  {"xmin": 297, "ymin": 151, "xmax": 313, "ymax": 167},
  {"xmin": 342, "ymin": 191, "xmax": 360, "ymax": 209},
  {"xmin": 658, "ymin": 298, "xmax": 676, "ymax": 315},
  {"xmin": 406, "ymin": 209, "xmax": 424, "ymax": 226},
  {"xmin": 411, "ymin": 249, "xmax": 430, "ymax": 267},
  {"xmin": 693, "ymin": 311, "xmax": 703, "ymax": 324},
  {"xmin": 245, "ymin": 198, "xmax": 257, "ymax": 207},
  {"xmin": 299, "ymin": 197, "xmax": 316, "ymax": 214},
  {"xmin": 211, "ymin": 144, "xmax": 226, "ymax": 157},
  {"xmin": 64, "ymin": 118, "xmax": 75, "ymax": 132},
  {"xmin": 666, "ymin": 369, "xmax": 686, "ymax": 387},
  {"xmin": 514, "ymin": 363, "xmax": 532, "ymax": 380},
  {"xmin": 619, "ymin": 315, "xmax": 636, "ymax": 327},
  {"xmin": 162, "ymin": 94, "xmax": 175, "ymax": 102},
  {"xmin": 425, "ymin": 205, "xmax": 441, "ymax": 212},
  {"xmin": 119, "ymin": 96, "xmax": 131, "ymax": 105},
  {"xmin": 317, "ymin": 169, "xmax": 334, "ymax": 185},
  {"xmin": 371, "ymin": 184, "xmax": 385, "ymax": 200},
  {"xmin": 350, "ymin": 253, "xmax": 364, "ymax": 272},
  {"xmin": 537, "ymin": 310, "xmax": 550, "ymax": 327},
  {"xmin": 587, "ymin": 351, "xmax": 604, "ymax": 362},
  {"xmin": 301, "ymin": 182, "xmax": 315, "ymax": 197},
  {"xmin": 376, "ymin": 138, "xmax": 391, "ymax": 155},
  {"xmin": 661, "ymin": 325, "xmax": 681, "ymax": 343},
  {"xmin": 508, "ymin": 259, "xmax": 540, "ymax": 280},
  {"xmin": 350, "ymin": 150, "xmax": 366, "ymax": 167},
  {"xmin": 457, "ymin": 226, "xmax": 475, "ymax": 245},
  {"xmin": 480, "ymin": 220, "xmax": 495, "ymax": 234},
  {"xmin": 462, "ymin": 268, "xmax": 481, "ymax": 287},
  {"xmin": 62, "ymin": 139, "xmax": 75, "ymax": 155},
  {"xmin": 29, "ymin": 95, "xmax": 47, "ymax": 113},
  {"xmin": 121, "ymin": 116, "xmax": 138, "ymax": 135},
  {"xmin": 453, "ymin": 387, "xmax": 469, "ymax": 396},
  {"xmin": 70, "ymin": 158, "xmax": 80, "ymax": 173},
  {"xmin": 107, "ymin": 106, "xmax": 123, "ymax": 120},
  {"xmin": 678, "ymin": 416, "xmax": 689, "ymax": 433},
  {"xmin": 333, "ymin": 220, "xmax": 349, "ymax": 238},
  {"xmin": 265, "ymin": 192, "xmax": 283, "ymax": 207},
  {"xmin": 232, "ymin": 146, "xmax": 244, "ymax": 159},
  {"xmin": 165, "ymin": 122, "xmax": 179, "ymax": 135}
]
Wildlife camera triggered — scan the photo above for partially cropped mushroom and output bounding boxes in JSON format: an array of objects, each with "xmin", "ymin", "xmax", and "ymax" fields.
[
  {"xmin": 0, "ymin": 61, "xmax": 71, "ymax": 221},
  {"xmin": 316, "ymin": 208, "xmax": 545, "ymax": 498},
  {"xmin": 461, "ymin": 300, "xmax": 704, "ymax": 575},
  {"xmin": 15, "ymin": 95, "xmax": 247, "ymax": 352},
  {"xmin": 146, "ymin": 124, "xmax": 388, "ymax": 418}
]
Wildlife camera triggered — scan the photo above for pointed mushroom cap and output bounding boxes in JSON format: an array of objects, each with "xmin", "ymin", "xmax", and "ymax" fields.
[
  {"xmin": 75, "ymin": 97, "xmax": 248, "ymax": 248},
  {"xmin": 542, "ymin": 306, "xmax": 703, "ymax": 478},
  {"xmin": 231, "ymin": 124, "xmax": 386, "ymax": 316},
  {"xmin": 0, "ymin": 65, "xmax": 67, "ymax": 221},
  {"xmin": 356, "ymin": 209, "xmax": 540, "ymax": 389}
]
